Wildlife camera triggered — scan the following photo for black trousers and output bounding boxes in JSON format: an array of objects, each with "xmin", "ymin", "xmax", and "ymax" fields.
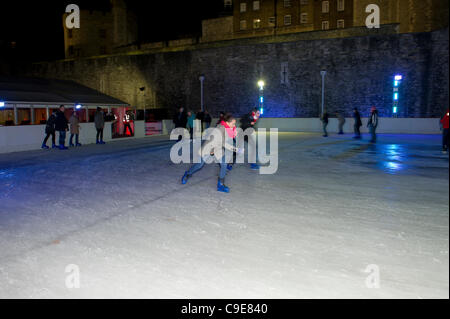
[
  {"xmin": 443, "ymin": 129, "xmax": 449, "ymax": 151},
  {"xmin": 354, "ymin": 124, "xmax": 361, "ymax": 137},
  {"xmin": 96, "ymin": 128, "xmax": 104, "ymax": 141},
  {"xmin": 43, "ymin": 131, "xmax": 56, "ymax": 145}
]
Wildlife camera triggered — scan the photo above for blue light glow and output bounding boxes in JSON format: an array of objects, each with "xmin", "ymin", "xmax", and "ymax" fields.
[
  {"xmin": 0, "ymin": 101, "xmax": 5, "ymax": 107},
  {"xmin": 260, "ymin": 97, "xmax": 264, "ymax": 103},
  {"xmin": 393, "ymin": 107, "xmax": 397, "ymax": 114},
  {"xmin": 394, "ymin": 81, "xmax": 399, "ymax": 87},
  {"xmin": 260, "ymin": 108, "xmax": 264, "ymax": 115},
  {"xmin": 394, "ymin": 93, "xmax": 399, "ymax": 100},
  {"xmin": 395, "ymin": 75, "xmax": 403, "ymax": 81}
]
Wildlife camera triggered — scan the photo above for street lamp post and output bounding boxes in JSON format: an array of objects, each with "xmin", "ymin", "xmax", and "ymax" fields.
[
  {"xmin": 320, "ymin": 70, "xmax": 327, "ymax": 117},
  {"xmin": 199, "ymin": 75, "xmax": 205, "ymax": 112}
]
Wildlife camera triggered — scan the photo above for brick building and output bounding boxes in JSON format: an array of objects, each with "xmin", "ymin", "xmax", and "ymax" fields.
[{"xmin": 63, "ymin": 0, "xmax": 137, "ymax": 59}]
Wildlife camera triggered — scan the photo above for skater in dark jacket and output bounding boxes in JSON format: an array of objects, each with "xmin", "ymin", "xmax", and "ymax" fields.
[
  {"xmin": 41, "ymin": 112, "xmax": 57, "ymax": 149},
  {"xmin": 173, "ymin": 107, "xmax": 188, "ymax": 129},
  {"xmin": 367, "ymin": 106, "xmax": 379, "ymax": 143},
  {"xmin": 204, "ymin": 111, "xmax": 212, "ymax": 129},
  {"xmin": 353, "ymin": 108, "xmax": 362, "ymax": 139},
  {"xmin": 321, "ymin": 112, "xmax": 329, "ymax": 137},
  {"xmin": 54, "ymin": 105, "xmax": 69, "ymax": 150},
  {"xmin": 239, "ymin": 108, "xmax": 261, "ymax": 170},
  {"xmin": 94, "ymin": 107, "xmax": 106, "ymax": 144}
]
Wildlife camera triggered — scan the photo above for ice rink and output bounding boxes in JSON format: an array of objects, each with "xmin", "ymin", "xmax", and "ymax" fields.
[{"xmin": 0, "ymin": 132, "xmax": 448, "ymax": 299}]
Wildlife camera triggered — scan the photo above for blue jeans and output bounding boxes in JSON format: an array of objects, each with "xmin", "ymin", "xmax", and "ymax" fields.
[
  {"xmin": 187, "ymin": 156, "xmax": 228, "ymax": 179},
  {"xmin": 322, "ymin": 123, "xmax": 328, "ymax": 136},
  {"xmin": 59, "ymin": 131, "xmax": 66, "ymax": 146}
]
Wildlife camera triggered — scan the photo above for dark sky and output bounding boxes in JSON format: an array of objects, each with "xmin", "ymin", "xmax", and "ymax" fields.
[{"xmin": 0, "ymin": 0, "xmax": 225, "ymax": 63}]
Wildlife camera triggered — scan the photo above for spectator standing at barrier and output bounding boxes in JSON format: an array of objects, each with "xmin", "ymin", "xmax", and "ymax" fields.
[
  {"xmin": 69, "ymin": 110, "xmax": 82, "ymax": 147},
  {"xmin": 173, "ymin": 107, "xmax": 187, "ymax": 129},
  {"xmin": 123, "ymin": 110, "xmax": 134, "ymax": 136},
  {"xmin": 54, "ymin": 105, "xmax": 69, "ymax": 150},
  {"xmin": 353, "ymin": 108, "xmax": 362, "ymax": 139},
  {"xmin": 321, "ymin": 112, "xmax": 329, "ymax": 137},
  {"xmin": 196, "ymin": 109, "xmax": 205, "ymax": 131},
  {"xmin": 41, "ymin": 111, "xmax": 57, "ymax": 149},
  {"xmin": 95, "ymin": 107, "xmax": 106, "ymax": 144},
  {"xmin": 440, "ymin": 109, "xmax": 449, "ymax": 154},
  {"xmin": 336, "ymin": 112, "xmax": 346, "ymax": 135},
  {"xmin": 367, "ymin": 106, "xmax": 379, "ymax": 143},
  {"xmin": 187, "ymin": 111, "xmax": 196, "ymax": 139},
  {"xmin": 204, "ymin": 111, "xmax": 212, "ymax": 129}
]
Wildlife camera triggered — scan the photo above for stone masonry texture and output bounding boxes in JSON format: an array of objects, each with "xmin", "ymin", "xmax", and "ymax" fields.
[{"xmin": 26, "ymin": 27, "xmax": 449, "ymax": 119}]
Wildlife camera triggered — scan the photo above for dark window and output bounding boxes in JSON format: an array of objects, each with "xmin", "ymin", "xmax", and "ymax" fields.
[
  {"xmin": 99, "ymin": 29, "xmax": 107, "ymax": 39},
  {"xmin": 68, "ymin": 29, "xmax": 73, "ymax": 39},
  {"xmin": 68, "ymin": 45, "xmax": 74, "ymax": 56}
]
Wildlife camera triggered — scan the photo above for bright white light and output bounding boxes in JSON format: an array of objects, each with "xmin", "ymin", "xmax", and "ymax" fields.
[
  {"xmin": 0, "ymin": 102, "xmax": 4, "ymax": 107},
  {"xmin": 394, "ymin": 93, "xmax": 399, "ymax": 100},
  {"xmin": 393, "ymin": 107, "xmax": 397, "ymax": 114},
  {"xmin": 75, "ymin": 104, "xmax": 82, "ymax": 109},
  {"xmin": 258, "ymin": 80, "xmax": 265, "ymax": 90},
  {"xmin": 395, "ymin": 75, "xmax": 403, "ymax": 81}
]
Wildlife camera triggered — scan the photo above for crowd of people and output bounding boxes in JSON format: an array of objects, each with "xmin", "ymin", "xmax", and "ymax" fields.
[
  {"xmin": 321, "ymin": 106, "xmax": 379, "ymax": 143},
  {"xmin": 41, "ymin": 105, "xmax": 135, "ymax": 150}
]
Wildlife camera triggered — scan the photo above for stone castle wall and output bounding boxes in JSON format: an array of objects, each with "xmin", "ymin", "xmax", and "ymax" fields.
[{"xmin": 27, "ymin": 26, "xmax": 449, "ymax": 118}]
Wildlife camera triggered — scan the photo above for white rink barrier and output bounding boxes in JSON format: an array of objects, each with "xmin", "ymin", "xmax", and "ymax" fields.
[
  {"xmin": 0, "ymin": 118, "xmax": 443, "ymax": 154},
  {"xmin": 0, "ymin": 121, "xmax": 146, "ymax": 154},
  {"xmin": 162, "ymin": 118, "xmax": 442, "ymax": 135}
]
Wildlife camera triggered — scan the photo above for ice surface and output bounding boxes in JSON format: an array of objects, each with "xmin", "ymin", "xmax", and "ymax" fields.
[{"xmin": 0, "ymin": 133, "xmax": 448, "ymax": 298}]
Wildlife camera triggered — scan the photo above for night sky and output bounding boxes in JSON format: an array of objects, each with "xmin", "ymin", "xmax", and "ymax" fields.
[{"xmin": 0, "ymin": 0, "xmax": 225, "ymax": 63}]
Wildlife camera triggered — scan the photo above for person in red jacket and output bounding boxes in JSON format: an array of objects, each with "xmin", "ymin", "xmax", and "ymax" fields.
[{"xmin": 440, "ymin": 109, "xmax": 449, "ymax": 154}]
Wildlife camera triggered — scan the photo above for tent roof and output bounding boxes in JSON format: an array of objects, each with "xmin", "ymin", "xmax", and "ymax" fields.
[{"xmin": 0, "ymin": 76, "xmax": 129, "ymax": 106}]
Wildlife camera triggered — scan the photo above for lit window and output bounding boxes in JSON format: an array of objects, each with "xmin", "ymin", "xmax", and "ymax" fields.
[
  {"xmin": 268, "ymin": 16, "xmax": 276, "ymax": 27},
  {"xmin": 322, "ymin": 1, "xmax": 329, "ymax": 13},
  {"xmin": 253, "ymin": 1, "xmax": 260, "ymax": 10},
  {"xmin": 253, "ymin": 19, "xmax": 261, "ymax": 29},
  {"xmin": 322, "ymin": 20, "xmax": 329, "ymax": 30},
  {"xmin": 284, "ymin": 0, "xmax": 292, "ymax": 7},
  {"xmin": 337, "ymin": 0, "xmax": 345, "ymax": 11},
  {"xmin": 284, "ymin": 15, "xmax": 292, "ymax": 25},
  {"xmin": 224, "ymin": 0, "xmax": 232, "ymax": 8},
  {"xmin": 300, "ymin": 13, "xmax": 308, "ymax": 24},
  {"xmin": 240, "ymin": 20, "xmax": 247, "ymax": 30},
  {"xmin": 337, "ymin": 19, "xmax": 345, "ymax": 29},
  {"xmin": 240, "ymin": 2, "xmax": 247, "ymax": 13}
]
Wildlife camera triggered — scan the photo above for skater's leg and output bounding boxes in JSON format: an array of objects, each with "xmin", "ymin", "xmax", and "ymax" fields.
[
  {"xmin": 51, "ymin": 131, "xmax": 56, "ymax": 146},
  {"xmin": 69, "ymin": 134, "xmax": 74, "ymax": 146},
  {"xmin": 43, "ymin": 133, "xmax": 50, "ymax": 145},
  {"xmin": 219, "ymin": 156, "xmax": 228, "ymax": 180},
  {"xmin": 443, "ymin": 129, "xmax": 449, "ymax": 152},
  {"xmin": 75, "ymin": 134, "xmax": 79, "ymax": 145},
  {"xmin": 187, "ymin": 159, "xmax": 206, "ymax": 176},
  {"xmin": 59, "ymin": 131, "xmax": 65, "ymax": 146}
]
